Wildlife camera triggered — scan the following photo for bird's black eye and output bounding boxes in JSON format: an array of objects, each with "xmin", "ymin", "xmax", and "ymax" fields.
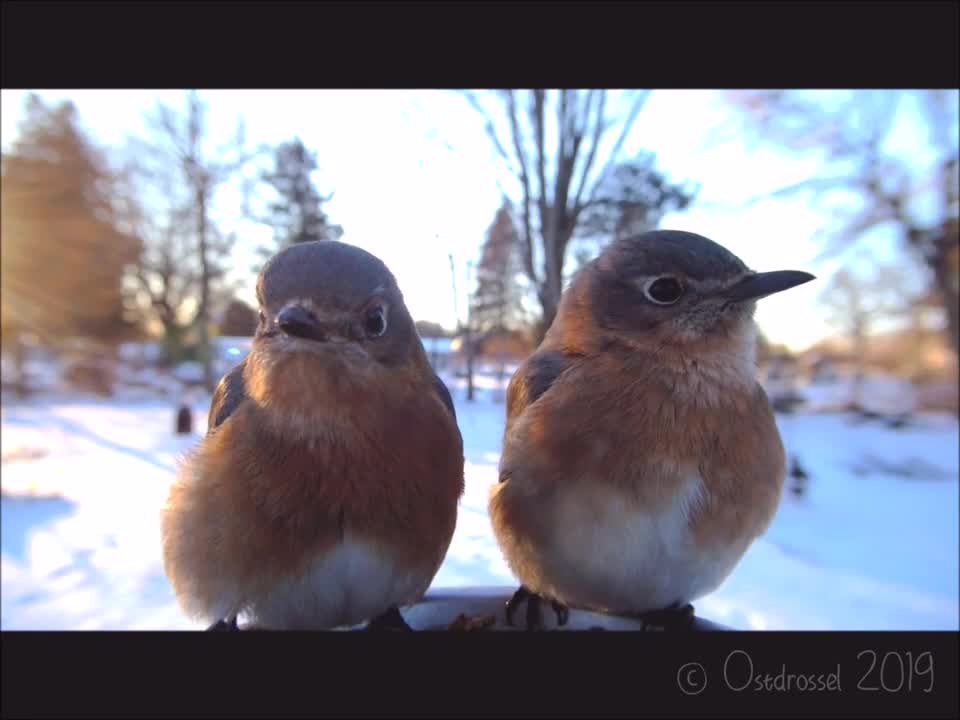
[
  {"xmin": 258, "ymin": 309, "xmax": 266, "ymax": 324},
  {"xmin": 364, "ymin": 305, "xmax": 388, "ymax": 338},
  {"xmin": 644, "ymin": 276, "xmax": 685, "ymax": 305}
]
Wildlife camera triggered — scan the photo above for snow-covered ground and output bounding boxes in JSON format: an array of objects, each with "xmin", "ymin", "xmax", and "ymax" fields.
[{"xmin": 1, "ymin": 374, "xmax": 957, "ymax": 631}]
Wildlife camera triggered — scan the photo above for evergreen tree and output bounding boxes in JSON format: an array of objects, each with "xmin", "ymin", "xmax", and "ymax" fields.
[
  {"xmin": 471, "ymin": 202, "xmax": 524, "ymax": 335},
  {"xmin": 1, "ymin": 94, "xmax": 141, "ymax": 390},
  {"xmin": 258, "ymin": 137, "xmax": 342, "ymax": 256}
]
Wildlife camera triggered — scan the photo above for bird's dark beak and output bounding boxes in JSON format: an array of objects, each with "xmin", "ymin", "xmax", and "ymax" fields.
[
  {"xmin": 722, "ymin": 270, "xmax": 816, "ymax": 302},
  {"xmin": 276, "ymin": 305, "xmax": 327, "ymax": 342}
]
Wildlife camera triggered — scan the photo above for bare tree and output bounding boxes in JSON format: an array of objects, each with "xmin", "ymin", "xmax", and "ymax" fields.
[
  {"xmin": 116, "ymin": 161, "xmax": 196, "ymax": 362},
  {"xmin": 820, "ymin": 269, "xmax": 871, "ymax": 410},
  {"xmin": 818, "ymin": 262, "xmax": 918, "ymax": 409},
  {"xmin": 723, "ymin": 89, "xmax": 960, "ymax": 357},
  {"xmin": 464, "ymin": 90, "xmax": 695, "ymax": 342},
  {"xmin": 129, "ymin": 91, "xmax": 260, "ymax": 390}
]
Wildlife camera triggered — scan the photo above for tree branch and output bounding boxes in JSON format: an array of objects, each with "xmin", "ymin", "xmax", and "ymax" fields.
[
  {"xmin": 571, "ymin": 90, "xmax": 609, "ymax": 215},
  {"xmin": 741, "ymin": 175, "xmax": 863, "ymax": 207},
  {"xmin": 505, "ymin": 91, "xmax": 538, "ymax": 288},
  {"xmin": 532, "ymin": 89, "xmax": 550, "ymax": 242},
  {"xmin": 462, "ymin": 90, "xmax": 517, "ymax": 176},
  {"xmin": 551, "ymin": 92, "xmax": 583, "ymax": 278},
  {"xmin": 583, "ymin": 90, "xmax": 651, "ymax": 209}
]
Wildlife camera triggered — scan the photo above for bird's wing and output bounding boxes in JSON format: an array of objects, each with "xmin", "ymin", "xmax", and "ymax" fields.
[
  {"xmin": 431, "ymin": 371, "xmax": 458, "ymax": 423},
  {"xmin": 504, "ymin": 350, "xmax": 571, "ymax": 426},
  {"xmin": 207, "ymin": 360, "xmax": 248, "ymax": 434},
  {"xmin": 430, "ymin": 371, "xmax": 466, "ymax": 453},
  {"xmin": 498, "ymin": 350, "xmax": 572, "ymax": 485}
]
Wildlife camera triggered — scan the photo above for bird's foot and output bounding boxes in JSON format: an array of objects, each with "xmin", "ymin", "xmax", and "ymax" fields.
[
  {"xmin": 206, "ymin": 616, "xmax": 239, "ymax": 632},
  {"xmin": 365, "ymin": 606, "xmax": 413, "ymax": 632},
  {"xmin": 635, "ymin": 602, "xmax": 696, "ymax": 631},
  {"xmin": 505, "ymin": 586, "xmax": 569, "ymax": 631}
]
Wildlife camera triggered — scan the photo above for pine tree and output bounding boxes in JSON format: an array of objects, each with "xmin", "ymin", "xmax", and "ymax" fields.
[
  {"xmin": 125, "ymin": 91, "xmax": 256, "ymax": 388},
  {"xmin": 471, "ymin": 202, "xmax": 523, "ymax": 336},
  {"xmin": 1, "ymin": 94, "xmax": 141, "ymax": 393},
  {"xmin": 258, "ymin": 137, "xmax": 342, "ymax": 255}
]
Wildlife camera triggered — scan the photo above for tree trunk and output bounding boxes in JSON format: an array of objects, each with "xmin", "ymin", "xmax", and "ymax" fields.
[
  {"xmin": 533, "ymin": 224, "xmax": 572, "ymax": 346},
  {"xmin": 520, "ymin": 167, "xmax": 570, "ymax": 347},
  {"xmin": 534, "ymin": 293, "xmax": 559, "ymax": 346},
  {"xmin": 930, "ymin": 244, "xmax": 959, "ymax": 357},
  {"xmin": 465, "ymin": 330, "xmax": 475, "ymax": 402},
  {"xmin": 465, "ymin": 260, "xmax": 475, "ymax": 402},
  {"xmin": 850, "ymin": 319, "xmax": 868, "ymax": 413},
  {"xmin": 544, "ymin": 231, "xmax": 563, "ymax": 328},
  {"xmin": 160, "ymin": 322, "xmax": 183, "ymax": 367},
  {"xmin": 196, "ymin": 183, "xmax": 215, "ymax": 393},
  {"xmin": 10, "ymin": 330, "xmax": 29, "ymax": 399}
]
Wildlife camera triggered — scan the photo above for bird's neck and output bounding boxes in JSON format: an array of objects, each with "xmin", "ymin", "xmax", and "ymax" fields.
[
  {"xmin": 671, "ymin": 321, "xmax": 758, "ymax": 384},
  {"xmin": 550, "ymin": 314, "xmax": 760, "ymax": 403},
  {"xmin": 243, "ymin": 349, "xmax": 428, "ymax": 443}
]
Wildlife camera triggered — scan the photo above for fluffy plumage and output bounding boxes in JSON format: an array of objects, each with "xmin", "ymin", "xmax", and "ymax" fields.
[
  {"xmin": 162, "ymin": 241, "xmax": 464, "ymax": 630},
  {"xmin": 490, "ymin": 230, "xmax": 813, "ymax": 622}
]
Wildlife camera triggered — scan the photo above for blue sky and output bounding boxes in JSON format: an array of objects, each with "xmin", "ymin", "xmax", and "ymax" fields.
[{"xmin": 1, "ymin": 89, "xmax": 943, "ymax": 351}]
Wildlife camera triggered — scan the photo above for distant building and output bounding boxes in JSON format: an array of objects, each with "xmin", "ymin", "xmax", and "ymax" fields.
[
  {"xmin": 476, "ymin": 328, "xmax": 534, "ymax": 363},
  {"xmin": 759, "ymin": 351, "xmax": 804, "ymax": 411},
  {"xmin": 117, "ymin": 341, "xmax": 164, "ymax": 370},
  {"xmin": 421, "ymin": 336, "xmax": 459, "ymax": 375},
  {"xmin": 213, "ymin": 336, "xmax": 254, "ymax": 377},
  {"xmin": 794, "ymin": 351, "xmax": 917, "ymax": 416},
  {"xmin": 802, "ymin": 352, "xmax": 860, "ymax": 384},
  {"xmin": 171, "ymin": 361, "xmax": 206, "ymax": 387}
]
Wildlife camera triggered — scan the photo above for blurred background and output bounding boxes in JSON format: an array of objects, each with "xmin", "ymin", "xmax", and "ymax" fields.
[{"xmin": 1, "ymin": 88, "xmax": 957, "ymax": 630}]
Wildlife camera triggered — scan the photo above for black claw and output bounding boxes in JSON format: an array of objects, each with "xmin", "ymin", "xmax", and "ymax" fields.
[
  {"xmin": 637, "ymin": 602, "xmax": 696, "ymax": 631},
  {"xmin": 505, "ymin": 586, "xmax": 531, "ymax": 627},
  {"xmin": 207, "ymin": 616, "xmax": 239, "ymax": 632},
  {"xmin": 504, "ymin": 586, "xmax": 569, "ymax": 630},
  {"xmin": 552, "ymin": 600, "xmax": 570, "ymax": 627},
  {"xmin": 525, "ymin": 593, "xmax": 543, "ymax": 631},
  {"xmin": 366, "ymin": 606, "xmax": 413, "ymax": 632}
]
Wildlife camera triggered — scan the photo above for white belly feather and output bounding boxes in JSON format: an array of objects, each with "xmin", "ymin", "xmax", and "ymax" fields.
[
  {"xmin": 494, "ymin": 475, "xmax": 747, "ymax": 614},
  {"xmin": 227, "ymin": 537, "xmax": 433, "ymax": 630}
]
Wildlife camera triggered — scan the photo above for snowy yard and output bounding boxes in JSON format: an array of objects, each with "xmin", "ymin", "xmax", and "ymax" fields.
[{"xmin": 1, "ymin": 374, "xmax": 957, "ymax": 631}]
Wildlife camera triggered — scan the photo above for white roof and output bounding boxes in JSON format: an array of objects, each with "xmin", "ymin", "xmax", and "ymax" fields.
[
  {"xmin": 422, "ymin": 337, "xmax": 455, "ymax": 354},
  {"xmin": 172, "ymin": 361, "xmax": 205, "ymax": 383},
  {"xmin": 214, "ymin": 336, "xmax": 254, "ymax": 347}
]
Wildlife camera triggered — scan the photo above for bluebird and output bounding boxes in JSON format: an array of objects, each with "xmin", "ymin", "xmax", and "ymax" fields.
[
  {"xmin": 161, "ymin": 241, "xmax": 464, "ymax": 631},
  {"xmin": 489, "ymin": 230, "xmax": 814, "ymax": 630}
]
